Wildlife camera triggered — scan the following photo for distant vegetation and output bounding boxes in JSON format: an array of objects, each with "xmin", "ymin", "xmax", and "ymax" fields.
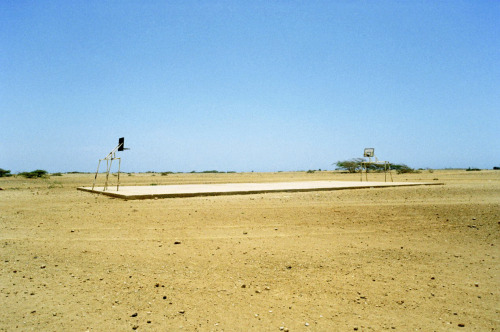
[
  {"xmin": 18, "ymin": 169, "xmax": 49, "ymax": 178},
  {"xmin": 391, "ymin": 164, "xmax": 421, "ymax": 174},
  {"xmin": 466, "ymin": 167, "xmax": 481, "ymax": 171},
  {"xmin": 189, "ymin": 170, "xmax": 237, "ymax": 174},
  {"xmin": 335, "ymin": 159, "xmax": 420, "ymax": 174},
  {"xmin": 0, "ymin": 168, "xmax": 12, "ymax": 177}
]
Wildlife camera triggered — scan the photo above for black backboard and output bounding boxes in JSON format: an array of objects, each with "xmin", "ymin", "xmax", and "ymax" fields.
[{"xmin": 118, "ymin": 137, "xmax": 125, "ymax": 151}]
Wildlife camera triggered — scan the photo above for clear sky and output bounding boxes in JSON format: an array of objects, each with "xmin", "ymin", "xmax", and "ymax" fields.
[{"xmin": 1, "ymin": 1, "xmax": 499, "ymax": 173}]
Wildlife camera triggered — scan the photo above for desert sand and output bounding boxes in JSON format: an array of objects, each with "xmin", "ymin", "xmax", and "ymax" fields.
[{"xmin": 1, "ymin": 170, "xmax": 499, "ymax": 331}]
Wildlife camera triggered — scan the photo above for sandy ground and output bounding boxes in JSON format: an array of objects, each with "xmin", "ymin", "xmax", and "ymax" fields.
[{"xmin": 0, "ymin": 170, "xmax": 499, "ymax": 331}]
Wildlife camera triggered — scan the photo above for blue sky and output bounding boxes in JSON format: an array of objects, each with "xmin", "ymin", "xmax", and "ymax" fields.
[{"xmin": 1, "ymin": 1, "xmax": 499, "ymax": 173}]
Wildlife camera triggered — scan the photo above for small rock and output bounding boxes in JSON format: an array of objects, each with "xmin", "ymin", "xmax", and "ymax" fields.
[
  {"xmin": 265, "ymin": 286, "xmax": 270, "ymax": 290},
  {"xmin": 40, "ymin": 265, "xmax": 46, "ymax": 269},
  {"xmin": 179, "ymin": 310, "xmax": 185, "ymax": 314},
  {"xmin": 241, "ymin": 284, "xmax": 246, "ymax": 288},
  {"xmin": 131, "ymin": 313, "xmax": 138, "ymax": 317},
  {"xmin": 305, "ymin": 322, "xmax": 309, "ymax": 326},
  {"xmin": 243, "ymin": 232, "xmax": 248, "ymax": 235},
  {"xmin": 132, "ymin": 326, "xmax": 138, "ymax": 330},
  {"xmin": 458, "ymin": 323, "xmax": 465, "ymax": 327},
  {"xmin": 174, "ymin": 241, "xmax": 181, "ymax": 244},
  {"xmin": 162, "ymin": 296, "xmax": 167, "ymax": 299}
]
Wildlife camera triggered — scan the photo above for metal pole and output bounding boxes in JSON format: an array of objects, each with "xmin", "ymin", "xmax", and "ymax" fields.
[
  {"xmin": 384, "ymin": 162, "xmax": 387, "ymax": 182},
  {"xmin": 104, "ymin": 159, "xmax": 111, "ymax": 191},
  {"xmin": 92, "ymin": 159, "xmax": 101, "ymax": 190},
  {"xmin": 117, "ymin": 158, "xmax": 121, "ymax": 191}
]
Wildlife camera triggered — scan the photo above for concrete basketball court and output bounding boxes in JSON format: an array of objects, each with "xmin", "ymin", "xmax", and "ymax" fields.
[{"xmin": 77, "ymin": 180, "xmax": 441, "ymax": 200}]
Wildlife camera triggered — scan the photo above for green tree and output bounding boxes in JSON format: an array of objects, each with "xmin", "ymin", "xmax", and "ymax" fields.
[
  {"xmin": 0, "ymin": 168, "xmax": 12, "ymax": 177},
  {"xmin": 335, "ymin": 158, "xmax": 365, "ymax": 173}
]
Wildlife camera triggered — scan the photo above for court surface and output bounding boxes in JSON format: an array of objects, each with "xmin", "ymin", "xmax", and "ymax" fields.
[{"xmin": 77, "ymin": 180, "xmax": 441, "ymax": 200}]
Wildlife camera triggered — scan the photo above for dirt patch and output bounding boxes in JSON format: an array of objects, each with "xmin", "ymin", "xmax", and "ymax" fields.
[{"xmin": 1, "ymin": 170, "xmax": 499, "ymax": 330}]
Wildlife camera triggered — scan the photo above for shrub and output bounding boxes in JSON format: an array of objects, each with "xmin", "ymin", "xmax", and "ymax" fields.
[
  {"xmin": 0, "ymin": 168, "xmax": 12, "ymax": 177},
  {"xmin": 366, "ymin": 164, "xmax": 388, "ymax": 172},
  {"xmin": 19, "ymin": 169, "xmax": 49, "ymax": 178},
  {"xmin": 466, "ymin": 167, "xmax": 480, "ymax": 171},
  {"xmin": 51, "ymin": 172, "xmax": 63, "ymax": 176},
  {"xmin": 391, "ymin": 164, "xmax": 420, "ymax": 174},
  {"xmin": 306, "ymin": 170, "xmax": 315, "ymax": 173}
]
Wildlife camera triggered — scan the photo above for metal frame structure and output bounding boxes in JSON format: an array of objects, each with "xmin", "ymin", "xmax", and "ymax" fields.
[
  {"xmin": 360, "ymin": 148, "xmax": 393, "ymax": 182},
  {"xmin": 92, "ymin": 138, "xmax": 128, "ymax": 191}
]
